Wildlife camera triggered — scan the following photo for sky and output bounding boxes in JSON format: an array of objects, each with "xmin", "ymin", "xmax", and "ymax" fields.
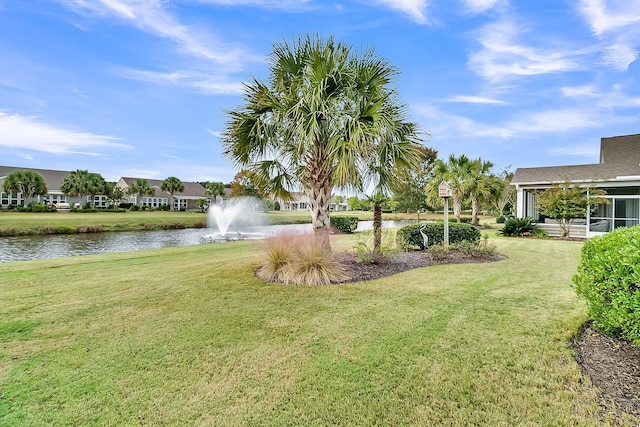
[{"xmin": 0, "ymin": 0, "xmax": 639, "ymax": 185}]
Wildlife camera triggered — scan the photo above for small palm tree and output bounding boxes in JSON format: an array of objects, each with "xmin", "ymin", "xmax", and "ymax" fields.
[
  {"xmin": 161, "ymin": 177, "xmax": 184, "ymax": 211},
  {"xmin": 204, "ymin": 181, "xmax": 226, "ymax": 204},
  {"xmin": 128, "ymin": 178, "xmax": 155, "ymax": 207},
  {"xmin": 2, "ymin": 171, "xmax": 48, "ymax": 205}
]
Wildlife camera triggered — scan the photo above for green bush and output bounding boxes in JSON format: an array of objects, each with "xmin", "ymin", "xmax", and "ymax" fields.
[
  {"xmin": 396, "ymin": 222, "xmax": 481, "ymax": 250},
  {"xmin": 496, "ymin": 217, "xmax": 546, "ymax": 237},
  {"xmin": 330, "ymin": 216, "xmax": 359, "ymax": 233},
  {"xmin": 573, "ymin": 226, "xmax": 640, "ymax": 344},
  {"xmin": 129, "ymin": 205, "xmax": 141, "ymax": 211}
]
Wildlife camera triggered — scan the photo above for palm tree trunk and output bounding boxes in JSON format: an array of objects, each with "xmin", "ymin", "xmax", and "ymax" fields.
[
  {"xmin": 452, "ymin": 194, "xmax": 462, "ymax": 222},
  {"xmin": 306, "ymin": 183, "xmax": 332, "ymax": 251},
  {"xmin": 471, "ymin": 197, "xmax": 479, "ymax": 225},
  {"xmin": 373, "ymin": 204, "xmax": 382, "ymax": 254}
]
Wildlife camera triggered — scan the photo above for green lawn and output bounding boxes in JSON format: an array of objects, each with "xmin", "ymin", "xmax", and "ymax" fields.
[
  {"xmin": 0, "ymin": 210, "xmax": 496, "ymax": 236},
  {"xmin": 0, "ymin": 235, "xmax": 623, "ymax": 425}
]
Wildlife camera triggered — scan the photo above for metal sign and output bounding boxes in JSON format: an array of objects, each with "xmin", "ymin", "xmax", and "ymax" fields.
[{"xmin": 439, "ymin": 180, "xmax": 452, "ymax": 198}]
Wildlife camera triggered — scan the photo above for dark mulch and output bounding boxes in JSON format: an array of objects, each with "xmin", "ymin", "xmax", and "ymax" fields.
[
  {"xmin": 334, "ymin": 250, "xmax": 505, "ymax": 283},
  {"xmin": 335, "ymin": 251, "xmax": 640, "ymax": 422},
  {"xmin": 572, "ymin": 323, "xmax": 640, "ymax": 421}
]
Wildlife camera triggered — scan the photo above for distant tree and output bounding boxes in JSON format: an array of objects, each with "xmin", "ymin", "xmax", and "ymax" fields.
[
  {"xmin": 466, "ymin": 158, "xmax": 497, "ymax": 226},
  {"xmin": 105, "ymin": 182, "xmax": 125, "ymax": 208},
  {"xmin": 348, "ymin": 196, "xmax": 366, "ymax": 211},
  {"xmin": 161, "ymin": 177, "xmax": 184, "ymax": 211},
  {"xmin": 128, "ymin": 178, "xmax": 155, "ymax": 207},
  {"xmin": 536, "ymin": 181, "xmax": 608, "ymax": 238},
  {"xmin": 229, "ymin": 170, "xmax": 263, "ymax": 199},
  {"xmin": 492, "ymin": 168, "xmax": 516, "ymax": 217},
  {"xmin": 2, "ymin": 170, "xmax": 48, "ymax": 205},
  {"xmin": 391, "ymin": 146, "xmax": 437, "ymax": 219},
  {"xmin": 60, "ymin": 170, "xmax": 105, "ymax": 208},
  {"xmin": 203, "ymin": 181, "xmax": 226, "ymax": 203},
  {"xmin": 197, "ymin": 198, "xmax": 209, "ymax": 212}
]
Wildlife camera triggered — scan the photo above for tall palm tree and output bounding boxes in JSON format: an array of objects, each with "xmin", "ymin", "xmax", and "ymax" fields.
[
  {"xmin": 161, "ymin": 177, "xmax": 184, "ymax": 211},
  {"xmin": 2, "ymin": 171, "xmax": 48, "ymax": 205},
  {"xmin": 427, "ymin": 154, "xmax": 473, "ymax": 223},
  {"xmin": 223, "ymin": 34, "xmax": 423, "ymax": 251},
  {"xmin": 128, "ymin": 178, "xmax": 155, "ymax": 207}
]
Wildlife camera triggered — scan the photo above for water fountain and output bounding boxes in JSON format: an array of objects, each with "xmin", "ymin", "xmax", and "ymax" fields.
[{"xmin": 200, "ymin": 197, "xmax": 265, "ymax": 243}]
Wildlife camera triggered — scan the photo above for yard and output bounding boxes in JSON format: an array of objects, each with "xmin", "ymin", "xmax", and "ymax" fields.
[{"xmin": 0, "ymin": 234, "xmax": 626, "ymax": 425}]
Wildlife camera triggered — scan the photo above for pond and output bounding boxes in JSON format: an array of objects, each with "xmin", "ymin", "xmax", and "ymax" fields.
[{"xmin": 0, "ymin": 220, "xmax": 421, "ymax": 263}]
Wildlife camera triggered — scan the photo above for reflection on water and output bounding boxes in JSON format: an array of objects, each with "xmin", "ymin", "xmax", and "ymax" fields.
[{"xmin": 0, "ymin": 220, "xmax": 419, "ymax": 263}]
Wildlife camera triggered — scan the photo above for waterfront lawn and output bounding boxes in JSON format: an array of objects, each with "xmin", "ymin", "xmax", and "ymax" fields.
[
  {"xmin": 0, "ymin": 210, "xmax": 496, "ymax": 235},
  {"xmin": 0, "ymin": 236, "xmax": 614, "ymax": 425}
]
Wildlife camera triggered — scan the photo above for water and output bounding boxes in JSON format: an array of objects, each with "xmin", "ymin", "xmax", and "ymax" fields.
[{"xmin": 0, "ymin": 220, "xmax": 420, "ymax": 263}]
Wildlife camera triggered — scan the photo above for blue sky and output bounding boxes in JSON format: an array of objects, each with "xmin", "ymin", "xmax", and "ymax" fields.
[{"xmin": 0, "ymin": 0, "xmax": 638, "ymax": 184}]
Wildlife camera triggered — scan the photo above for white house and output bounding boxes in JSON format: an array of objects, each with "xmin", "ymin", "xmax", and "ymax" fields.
[{"xmin": 512, "ymin": 133, "xmax": 640, "ymax": 238}]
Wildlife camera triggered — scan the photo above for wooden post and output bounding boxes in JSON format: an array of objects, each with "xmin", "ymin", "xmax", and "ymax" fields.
[{"xmin": 444, "ymin": 197, "xmax": 449, "ymax": 248}]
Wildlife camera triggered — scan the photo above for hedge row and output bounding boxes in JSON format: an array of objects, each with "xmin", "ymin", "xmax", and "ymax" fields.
[
  {"xmin": 573, "ymin": 225, "xmax": 640, "ymax": 344},
  {"xmin": 396, "ymin": 222, "xmax": 481, "ymax": 250}
]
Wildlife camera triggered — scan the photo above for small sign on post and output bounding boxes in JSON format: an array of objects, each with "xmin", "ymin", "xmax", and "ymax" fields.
[{"xmin": 439, "ymin": 181, "xmax": 451, "ymax": 248}]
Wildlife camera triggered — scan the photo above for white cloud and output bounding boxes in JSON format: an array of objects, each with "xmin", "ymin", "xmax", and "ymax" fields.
[
  {"xmin": 468, "ymin": 19, "xmax": 583, "ymax": 81},
  {"xmin": 444, "ymin": 95, "xmax": 508, "ymax": 104},
  {"xmin": 0, "ymin": 113, "xmax": 132, "ymax": 156},
  {"xmin": 459, "ymin": 0, "xmax": 499, "ymax": 14},
  {"xmin": 193, "ymin": 0, "xmax": 313, "ymax": 10},
  {"xmin": 602, "ymin": 42, "xmax": 638, "ymax": 70},
  {"xmin": 117, "ymin": 68, "xmax": 244, "ymax": 94},
  {"xmin": 207, "ymin": 130, "xmax": 223, "ymax": 138},
  {"xmin": 371, "ymin": 0, "xmax": 429, "ymax": 24},
  {"xmin": 578, "ymin": 0, "xmax": 640, "ymax": 35},
  {"xmin": 60, "ymin": 0, "xmax": 251, "ymax": 71},
  {"xmin": 561, "ymin": 85, "xmax": 600, "ymax": 98},
  {"xmin": 507, "ymin": 109, "xmax": 604, "ymax": 133}
]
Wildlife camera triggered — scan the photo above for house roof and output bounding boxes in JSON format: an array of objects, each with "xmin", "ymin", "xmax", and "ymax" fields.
[
  {"xmin": 119, "ymin": 177, "xmax": 206, "ymax": 198},
  {"xmin": 0, "ymin": 166, "xmax": 72, "ymax": 192},
  {"xmin": 512, "ymin": 134, "xmax": 640, "ymax": 185}
]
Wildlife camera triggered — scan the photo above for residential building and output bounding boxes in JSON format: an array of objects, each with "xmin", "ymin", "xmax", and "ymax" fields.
[
  {"xmin": 512, "ymin": 133, "xmax": 640, "ymax": 238},
  {"xmin": 0, "ymin": 166, "xmax": 82, "ymax": 208},
  {"xmin": 117, "ymin": 177, "xmax": 207, "ymax": 210}
]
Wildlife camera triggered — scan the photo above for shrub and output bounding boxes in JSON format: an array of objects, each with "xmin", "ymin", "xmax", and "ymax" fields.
[
  {"xmin": 330, "ymin": 216, "xmax": 359, "ymax": 233},
  {"xmin": 257, "ymin": 233, "xmax": 347, "ymax": 285},
  {"xmin": 496, "ymin": 217, "xmax": 545, "ymax": 237},
  {"xmin": 396, "ymin": 222, "xmax": 481, "ymax": 250},
  {"xmin": 496, "ymin": 215, "xmax": 507, "ymax": 224},
  {"xmin": 129, "ymin": 205, "xmax": 141, "ymax": 211},
  {"xmin": 573, "ymin": 226, "xmax": 640, "ymax": 344}
]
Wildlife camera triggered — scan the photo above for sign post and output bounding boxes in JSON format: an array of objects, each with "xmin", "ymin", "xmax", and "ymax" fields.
[{"xmin": 439, "ymin": 181, "xmax": 452, "ymax": 248}]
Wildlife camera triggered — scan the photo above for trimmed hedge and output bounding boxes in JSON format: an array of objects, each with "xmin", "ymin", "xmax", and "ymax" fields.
[
  {"xmin": 396, "ymin": 222, "xmax": 481, "ymax": 250},
  {"xmin": 330, "ymin": 216, "xmax": 359, "ymax": 233},
  {"xmin": 573, "ymin": 225, "xmax": 640, "ymax": 344}
]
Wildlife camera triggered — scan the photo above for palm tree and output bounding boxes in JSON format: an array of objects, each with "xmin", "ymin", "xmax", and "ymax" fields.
[
  {"xmin": 161, "ymin": 177, "xmax": 184, "ymax": 211},
  {"xmin": 2, "ymin": 171, "xmax": 48, "ymax": 205},
  {"xmin": 105, "ymin": 182, "xmax": 125, "ymax": 208},
  {"xmin": 60, "ymin": 169, "xmax": 104, "ymax": 208},
  {"xmin": 128, "ymin": 178, "xmax": 155, "ymax": 207},
  {"xmin": 204, "ymin": 181, "xmax": 225, "ymax": 204},
  {"xmin": 427, "ymin": 154, "xmax": 473, "ymax": 223},
  {"xmin": 86, "ymin": 173, "xmax": 107, "ymax": 208},
  {"xmin": 467, "ymin": 158, "xmax": 496, "ymax": 226},
  {"xmin": 223, "ymin": 34, "xmax": 423, "ymax": 251}
]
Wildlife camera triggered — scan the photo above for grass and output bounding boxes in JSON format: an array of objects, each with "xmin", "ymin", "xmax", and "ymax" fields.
[
  {"xmin": 0, "ymin": 209, "xmax": 496, "ymax": 236},
  {"xmin": 0, "ymin": 234, "xmax": 624, "ymax": 425}
]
